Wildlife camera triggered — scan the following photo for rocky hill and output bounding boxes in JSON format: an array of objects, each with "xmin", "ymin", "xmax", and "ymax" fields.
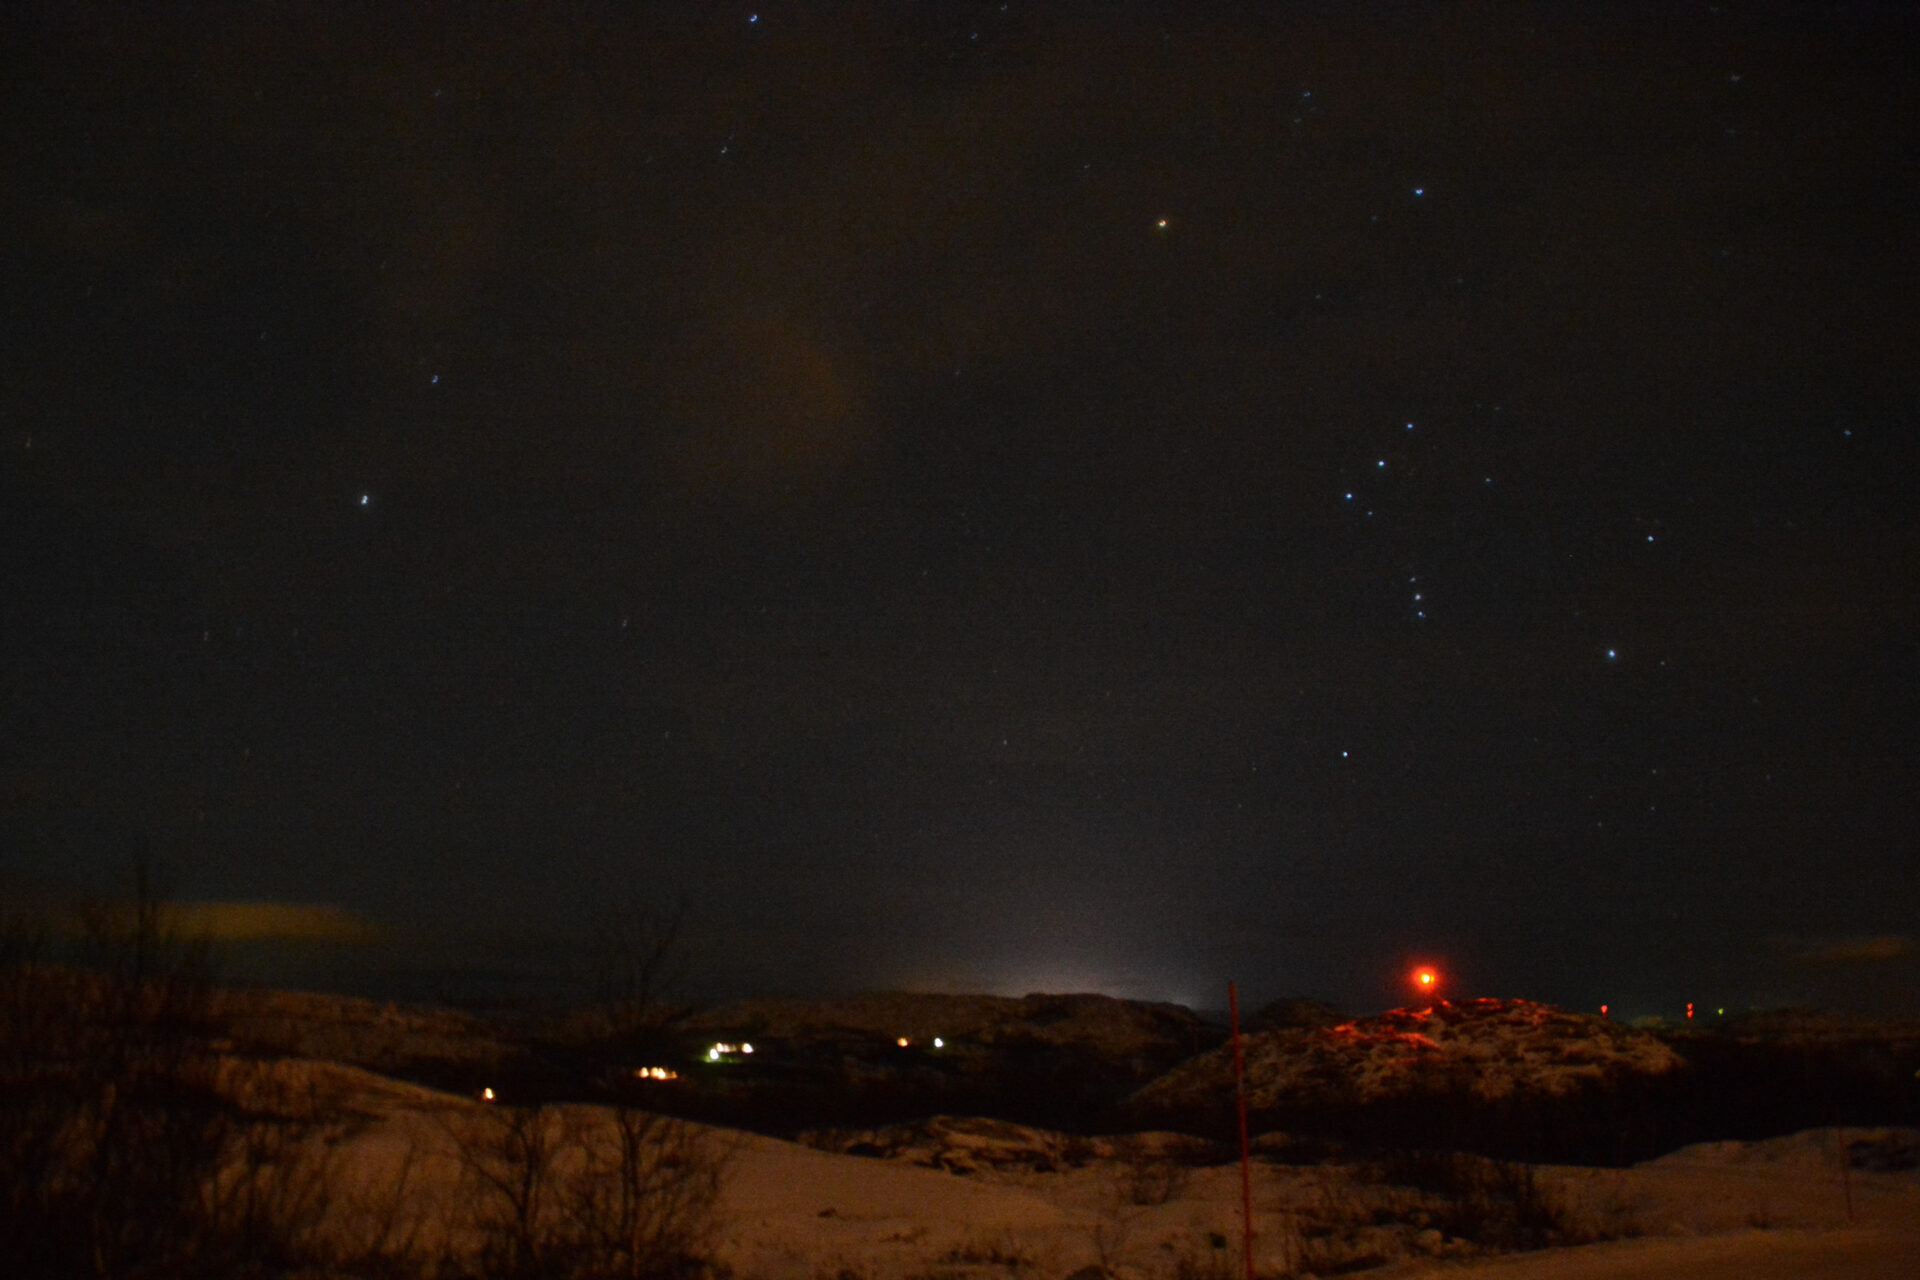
[
  {"xmin": 1129, "ymin": 998, "xmax": 1689, "ymax": 1161},
  {"xmin": 1137, "ymin": 998, "xmax": 1678, "ymax": 1114}
]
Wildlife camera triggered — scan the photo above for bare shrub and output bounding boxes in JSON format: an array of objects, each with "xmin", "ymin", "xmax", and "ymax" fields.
[
  {"xmin": 944, "ymin": 1232, "xmax": 1038, "ymax": 1273},
  {"xmin": 568, "ymin": 1104, "xmax": 728, "ymax": 1279},
  {"xmin": 202, "ymin": 1101, "xmax": 339, "ymax": 1274},
  {"xmin": 1368, "ymin": 1149, "xmax": 1581, "ymax": 1250},
  {"xmin": 0, "ymin": 863, "xmax": 238, "ymax": 1278},
  {"xmin": 445, "ymin": 1098, "xmax": 728, "ymax": 1280},
  {"xmin": 320, "ymin": 1136, "xmax": 442, "ymax": 1278},
  {"xmin": 0, "ymin": 862, "xmax": 432, "ymax": 1279},
  {"xmin": 453, "ymin": 1103, "xmax": 574, "ymax": 1277},
  {"xmin": 571, "ymin": 901, "xmax": 692, "ymax": 1055}
]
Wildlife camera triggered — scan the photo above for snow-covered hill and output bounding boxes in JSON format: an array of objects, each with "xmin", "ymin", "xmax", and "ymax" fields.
[{"xmin": 1133, "ymin": 998, "xmax": 1682, "ymax": 1118}]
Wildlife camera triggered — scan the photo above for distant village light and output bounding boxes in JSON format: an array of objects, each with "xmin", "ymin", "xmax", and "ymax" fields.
[
  {"xmin": 933, "ymin": 1037, "xmax": 944, "ymax": 1048},
  {"xmin": 481, "ymin": 1087, "xmax": 495, "ymax": 1102},
  {"xmin": 897, "ymin": 1037, "xmax": 910, "ymax": 1048}
]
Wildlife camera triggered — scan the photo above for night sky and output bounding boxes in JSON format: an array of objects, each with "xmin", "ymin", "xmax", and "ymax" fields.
[{"xmin": 4, "ymin": 3, "xmax": 1915, "ymax": 1016}]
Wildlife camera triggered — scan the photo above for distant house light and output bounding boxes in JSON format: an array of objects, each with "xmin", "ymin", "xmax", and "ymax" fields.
[
  {"xmin": 634, "ymin": 1066, "xmax": 679, "ymax": 1081},
  {"xmin": 932, "ymin": 1037, "xmax": 944, "ymax": 1049},
  {"xmin": 480, "ymin": 1087, "xmax": 495, "ymax": 1103},
  {"xmin": 896, "ymin": 1037, "xmax": 910, "ymax": 1048}
]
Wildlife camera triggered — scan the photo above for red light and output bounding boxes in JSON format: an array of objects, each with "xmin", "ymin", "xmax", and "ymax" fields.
[
  {"xmin": 1411, "ymin": 966, "xmax": 1439, "ymax": 994},
  {"xmin": 1686, "ymin": 1002, "xmax": 1694, "ymax": 1020},
  {"xmin": 1600, "ymin": 1004, "xmax": 1609, "ymax": 1019}
]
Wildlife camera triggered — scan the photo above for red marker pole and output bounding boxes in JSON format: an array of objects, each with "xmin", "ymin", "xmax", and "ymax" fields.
[
  {"xmin": 1229, "ymin": 981, "xmax": 1255, "ymax": 1280},
  {"xmin": 1836, "ymin": 1119, "xmax": 1855, "ymax": 1224}
]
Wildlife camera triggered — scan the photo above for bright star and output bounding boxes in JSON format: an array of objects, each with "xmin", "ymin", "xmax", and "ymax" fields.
[{"xmin": 359, "ymin": 494, "xmax": 370, "ymax": 506}]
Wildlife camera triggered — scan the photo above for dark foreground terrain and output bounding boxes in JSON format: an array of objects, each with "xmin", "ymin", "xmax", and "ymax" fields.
[{"xmin": 6, "ymin": 955, "xmax": 1920, "ymax": 1279}]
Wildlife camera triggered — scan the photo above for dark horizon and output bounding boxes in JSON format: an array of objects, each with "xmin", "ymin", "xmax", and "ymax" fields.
[{"xmin": 4, "ymin": 3, "xmax": 1916, "ymax": 1020}]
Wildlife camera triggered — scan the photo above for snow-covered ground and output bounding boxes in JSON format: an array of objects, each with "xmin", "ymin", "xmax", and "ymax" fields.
[
  {"xmin": 718, "ymin": 1121, "xmax": 1919, "ymax": 1279},
  {"xmin": 248, "ymin": 1057, "xmax": 1919, "ymax": 1279}
]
